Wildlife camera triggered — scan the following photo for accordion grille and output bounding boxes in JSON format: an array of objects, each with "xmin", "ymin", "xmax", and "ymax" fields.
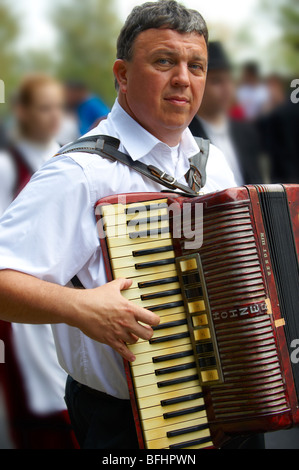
[
  {"xmin": 182, "ymin": 203, "xmax": 289, "ymax": 418},
  {"xmin": 211, "ymin": 315, "xmax": 289, "ymax": 418},
  {"xmin": 200, "ymin": 206, "xmax": 266, "ymax": 309}
]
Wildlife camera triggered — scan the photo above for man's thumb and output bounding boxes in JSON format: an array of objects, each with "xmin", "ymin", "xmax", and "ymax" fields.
[{"xmin": 116, "ymin": 278, "xmax": 133, "ymax": 291}]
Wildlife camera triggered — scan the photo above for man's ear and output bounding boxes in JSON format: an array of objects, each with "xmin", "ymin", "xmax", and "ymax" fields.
[{"xmin": 113, "ymin": 60, "xmax": 129, "ymax": 95}]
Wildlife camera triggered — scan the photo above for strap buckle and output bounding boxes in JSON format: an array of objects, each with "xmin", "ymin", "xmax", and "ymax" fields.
[
  {"xmin": 160, "ymin": 172, "xmax": 177, "ymax": 186},
  {"xmin": 148, "ymin": 165, "xmax": 177, "ymax": 188}
]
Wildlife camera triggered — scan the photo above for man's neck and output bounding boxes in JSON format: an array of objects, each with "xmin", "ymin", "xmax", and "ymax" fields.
[{"xmin": 118, "ymin": 94, "xmax": 184, "ymax": 147}]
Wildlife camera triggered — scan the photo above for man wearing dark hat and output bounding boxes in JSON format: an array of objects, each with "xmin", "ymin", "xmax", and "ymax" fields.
[{"xmin": 189, "ymin": 41, "xmax": 264, "ymax": 185}]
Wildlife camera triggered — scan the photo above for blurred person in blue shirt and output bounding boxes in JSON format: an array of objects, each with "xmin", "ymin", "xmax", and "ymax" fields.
[{"xmin": 65, "ymin": 80, "xmax": 110, "ymax": 135}]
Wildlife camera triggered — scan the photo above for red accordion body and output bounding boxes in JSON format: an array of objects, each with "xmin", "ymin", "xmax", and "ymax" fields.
[{"xmin": 95, "ymin": 184, "xmax": 299, "ymax": 449}]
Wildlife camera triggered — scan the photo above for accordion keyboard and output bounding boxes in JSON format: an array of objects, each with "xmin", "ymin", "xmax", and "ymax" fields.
[{"xmin": 99, "ymin": 198, "xmax": 214, "ymax": 449}]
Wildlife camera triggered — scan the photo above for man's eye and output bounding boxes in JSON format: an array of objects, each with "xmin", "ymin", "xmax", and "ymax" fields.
[
  {"xmin": 189, "ymin": 64, "xmax": 205, "ymax": 73},
  {"xmin": 157, "ymin": 58, "xmax": 171, "ymax": 66}
]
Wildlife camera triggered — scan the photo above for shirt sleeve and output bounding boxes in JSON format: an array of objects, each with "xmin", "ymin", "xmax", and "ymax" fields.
[{"xmin": 0, "ymin": 155, "xmax": 98, "ymax": 286}]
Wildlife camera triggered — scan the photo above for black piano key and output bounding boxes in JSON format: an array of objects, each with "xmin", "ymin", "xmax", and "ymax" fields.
[
  {"xmin": 133, "ymin": 245, "xmax": 173, "ymax": 257},
  {"xmin": 169, "ymin": 436, "xmax": 212, "ymax": 449},
  {"xmin": 157, "ymin": 374, "xmax": 198, "ymax": 388},
  {"xmin": 152, "ymin": 319, "xmax": 187, "ymax": 331},
  {"xmin": 185, "ymin": 286, "xmax": 203, "ymax": 299},
  {"xmin": 196, "ymin": 343, "xmax": 214, "ymax": 355},
  {"xmin": 148, "ymin": 300, "xmax": 184, "ymax": 313},
  {"xmin": 128, "ymin": 214, "xmax": 169, "ymax": 226},
  {"xmin": 198, "ymin": 356, "xmax": 217, "ymax": 368},
  {"xmin": 149, "ymin": 331, "xmax": 190, "ymax": 345},
  {"xmin": 163, "ymin": 404, "xmax": 206, "ymax": 419},
  {"xmin": 126, "ymin": 203, "xmax": 168, "ymax": 214},
  {"xmin": 167, "ymin": 422, "xmax": 209, "ymax": 438},
  {"xmin": 155, "ymin": 362, "xmax": 196, "ymax": 376},
  {"xmin": 161, "ymin": 392, "xmax": 203, "ymax": 407},
  {"xmin": 182, "ymin": 273, "xmax": 201, "ymax": 285},
  {"xmin": 138, "ymin": 276, "xmax": 179, "ymax": 289},
  {"xmin": 152, "ymin": 350, "xmax": 193, "ymax": 364},
  {"xmin": 141, "ymin": 288, "xmax": 182, "ymax": 301},
  {"xmin": 129, "ymin": 227, "xmax": 169, "ymax": 239},
  {"xmin": 135, "ymin": 258, "xmax": 175, "ymax": 270}
]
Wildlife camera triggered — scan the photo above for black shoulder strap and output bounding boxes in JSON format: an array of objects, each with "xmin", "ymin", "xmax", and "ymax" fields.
[
  {"xmin": 187, "ymin": 137, "xmax": 210, "ymax": 191},
  {"xmin": 63, "ymin": 134, "xmax": 210, "ymax": 289},
  {"xmin": 56, "ymin": 134, "xmax": 210, "ymax": 197}
]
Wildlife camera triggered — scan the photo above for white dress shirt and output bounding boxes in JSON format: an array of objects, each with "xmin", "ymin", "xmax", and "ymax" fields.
[{"xmin": 0, "ymin": 99, "xmax": 237, "ymax": 400}]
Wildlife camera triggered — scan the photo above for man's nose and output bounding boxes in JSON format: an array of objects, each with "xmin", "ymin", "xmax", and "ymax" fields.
[{"xmin": 171, "ymin": 63, "xmax": 191, "ymax": 87}]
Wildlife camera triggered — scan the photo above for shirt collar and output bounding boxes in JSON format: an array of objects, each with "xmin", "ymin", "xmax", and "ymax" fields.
[{"xmin": 109, "ymin": 99, "xmax": 200, "ymax": 163}]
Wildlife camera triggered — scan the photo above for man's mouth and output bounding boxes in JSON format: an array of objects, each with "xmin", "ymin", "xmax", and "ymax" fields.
[{"xmin": 164, "ymin": 96, "xmax": 190, "ymax": 106}]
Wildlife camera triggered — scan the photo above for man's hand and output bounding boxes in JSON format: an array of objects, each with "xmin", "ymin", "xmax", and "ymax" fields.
[
  {"xmin": 73, "ymin": 278, "xmax": 160, "ymax": 362},
  {"xmin": 0, "ymin": 270, "xmax": 160, "ymax": 362}
]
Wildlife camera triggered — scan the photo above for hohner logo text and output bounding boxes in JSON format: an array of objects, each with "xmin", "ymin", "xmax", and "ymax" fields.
[{"xmin": 213, "ymin": 301, "xmax": 268, "ymax": 322}]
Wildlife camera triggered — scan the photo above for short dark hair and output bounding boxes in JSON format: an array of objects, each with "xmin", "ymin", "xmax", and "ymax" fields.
[
  {"xmin": 15, "ymin": 74, "xmax": 63, "ymax": 107},
  {"xmin": 116, "ymin": 0, "xmax": 208, "ymax": 61},
  {"xmin": 242, "ymin": 61, "xmax": 260, "ymax": 77}
]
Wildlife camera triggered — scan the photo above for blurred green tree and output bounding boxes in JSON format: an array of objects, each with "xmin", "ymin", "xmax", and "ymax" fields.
[
  {"xmin": 262, "ymin": 0, "xmax": 299, "ymax": 76},
  {"xmin": 51, "ymin": 0, "xmax": 122, "ymax": 107},
  {"xmin": 0, "ymin": 0, "xmax": 21, "ymax": 114},
  {"xmin": 279, "ymin": 0, "xmax": 299, "ymax": 74}
]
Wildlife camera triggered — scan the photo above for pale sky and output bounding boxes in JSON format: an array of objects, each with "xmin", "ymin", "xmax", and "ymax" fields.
[
  {"xmin": 12, "ymin": 0, "xmax": 279, "ymax": 70},
  {"xmin": 14, "ymin": 0, "xmax": 260, "ymax": 49},
  {"xmin": 118, "ymin": 0, "xmax": 259, "ymax": 25}
]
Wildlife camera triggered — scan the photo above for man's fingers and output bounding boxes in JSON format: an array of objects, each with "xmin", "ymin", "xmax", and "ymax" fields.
[
  {"xmin": 118, "ymin": 329, "xmax": 141, "ymax": 345},
  {"xmin": 115, "ymin": 339, "xmax": 136, "ymax": 363},
  {"xmin": 121, "ymin": 303, "xmax": 160, "ymax": 341},
  {"xmin": 116, "ymin": 277, "xmax": 133, "ymax": 291},
  {"xmin": 134, "ymin": 306, "xmax": 160, "ymax": 327},
  {"xmin": 127, "ymin": 333, "xmax": 139, "ymax": 345},
  {"xmin": 125, "ymin": 304, "xmax": 160, "ymax": 341},
  {"xmin": 130, "ymin": 320, "xmax": 159, "ymax": 342},
  {"xmin": 110, "ymin": 278, "xmax": 160, "ymax": 328},
  {"xmin": 93, "ymin": 279, "xmax": 161, "ymax": 356}
]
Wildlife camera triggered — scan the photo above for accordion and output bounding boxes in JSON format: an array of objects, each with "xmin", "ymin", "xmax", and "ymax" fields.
[{"xmin": 95, "ymin": 184, "xmax": 299, "ymax": 449}]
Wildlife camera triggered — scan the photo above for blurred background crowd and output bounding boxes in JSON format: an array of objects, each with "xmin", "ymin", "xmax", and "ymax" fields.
[{"xmin": 0, "ymin": 0, "xmax": 298, "ymax": 450}]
